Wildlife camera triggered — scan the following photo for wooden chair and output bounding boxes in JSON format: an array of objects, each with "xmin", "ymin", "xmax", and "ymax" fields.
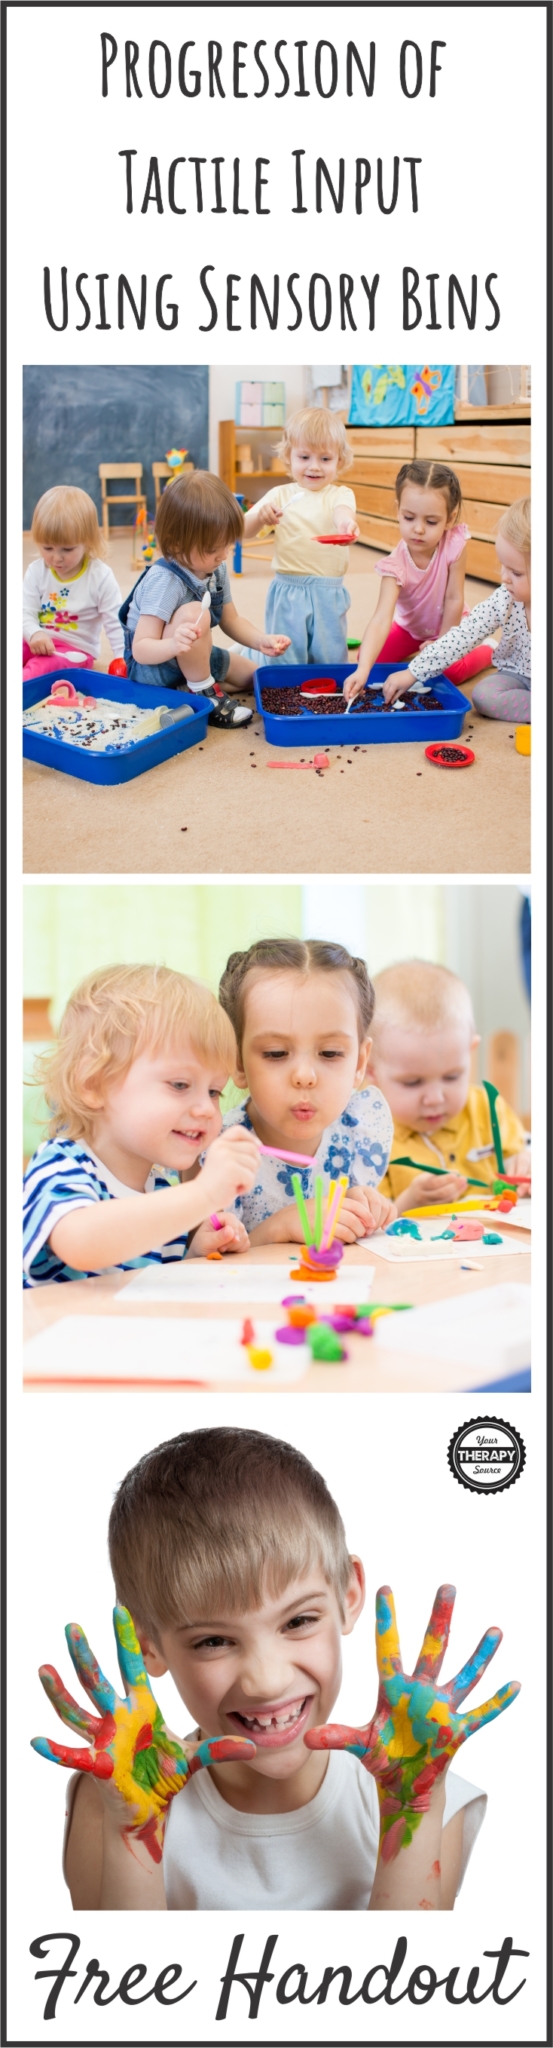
[
  {"xmin": 98, "ymin": 463, "xmax": 147, "ymax": 543},
  {"xmin": 152, "ymin": 460, "xmax": 194, "ymax": 510},
  {"xmin": 487, "ymin": 1030, "xmax": 530, "ymax": 1128}
]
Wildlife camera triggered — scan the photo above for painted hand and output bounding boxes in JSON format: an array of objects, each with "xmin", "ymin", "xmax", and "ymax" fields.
[
  {"xmin": 305, "ymin": 1584, "xmax": 520, "ymax": 1861},
  {"xmin": 32, "ymin": 1606, "xmax": 255, "ymax": 1863}
]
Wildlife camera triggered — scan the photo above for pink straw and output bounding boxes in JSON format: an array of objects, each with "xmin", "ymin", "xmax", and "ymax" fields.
[
  {"xmin": 259, "ymin": 1143, "xmax": 316, "ymax": 1168},
  {"xmin": 209, "ymin": 1213, "xmax": 224, "ymax": 1230}
]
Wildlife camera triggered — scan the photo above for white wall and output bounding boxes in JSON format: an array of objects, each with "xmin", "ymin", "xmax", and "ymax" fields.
[{"xmin": 209, "ymin": 364, "xmax": 309, "ymax": 473}]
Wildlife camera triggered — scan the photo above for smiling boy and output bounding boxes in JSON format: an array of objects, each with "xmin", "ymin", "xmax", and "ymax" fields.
[
  {"xmin": 29, "ymin": 1428, "xmax": 519, "ymax": 1913},
  {"xmin": 23, "ymin": 964, "xmax": 259, "ymax": 1284}
]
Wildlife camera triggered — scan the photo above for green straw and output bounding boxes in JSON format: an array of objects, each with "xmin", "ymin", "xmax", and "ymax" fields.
[
  {"xmin": 482, "ymin": 1081, "xmax": 505, "ymax": 1175},
  {"xmin": 314, "ymin": 1175, "xmax": 323, "ymax": 1249},
  {"xmin": 393, "ymin": 1155, "xmax": 488, "ymax": 1189},
  {"xmin": 291, "ymin": 1172, "xmax": 311, "ymax": 1247}
]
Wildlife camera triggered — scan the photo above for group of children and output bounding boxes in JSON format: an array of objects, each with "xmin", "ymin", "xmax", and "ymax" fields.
[
  {"xmin": 23, "ymin": 407, "xmax": 532, "ymax": 734},
  {"xmin": 25, "ymin": 944, "xmax": 526, "ymax": 1905},
  {"xmin": 23, "ymin": 940, "xmax": 530, "ymax": 1286}
]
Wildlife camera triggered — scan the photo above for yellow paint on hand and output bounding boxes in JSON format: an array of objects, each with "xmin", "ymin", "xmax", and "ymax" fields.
[
  {"xmin": 388, "ymin": 1694, "xmax": 422, "ymax": 1759},
  {"xmin": 427, "ymin": 1699, "xmax": 452, "ymax": 1728}
]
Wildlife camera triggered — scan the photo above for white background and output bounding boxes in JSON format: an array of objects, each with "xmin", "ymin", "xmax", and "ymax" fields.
[{"xmin": 6, "ymin": 3, "xmax": 548, "ymax": 2043}]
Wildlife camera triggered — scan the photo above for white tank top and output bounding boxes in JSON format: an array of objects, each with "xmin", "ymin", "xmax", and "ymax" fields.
[{"xmin": 163, "ymin": 1750, "xmax": 485, "ymax": 1911}]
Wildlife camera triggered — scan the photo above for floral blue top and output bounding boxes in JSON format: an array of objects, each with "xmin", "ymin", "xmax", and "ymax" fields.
[{"xmin": 223, "ymin": 1090, "xmax": 393, "ymax": 1231}]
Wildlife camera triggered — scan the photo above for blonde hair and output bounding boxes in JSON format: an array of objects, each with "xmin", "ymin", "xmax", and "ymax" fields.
[
  {"xmin": 371, "ymin": 961, "xmax": 475, "ymax": 1044},
  {"xmin": 278, "ymin": 407, "xmax": 353, "ymax": 475},
  {"xmin": 497, "ymin": 495, "xmax": 531, "ymax": 559},
  {"xmin": 35, "ymin": 964, "xmax": 237, "ymax": 1142},
  {"xmin": 31, "ymin": 486, "xmax": 106, "ymax": 559},
  {"xmin": 109, "ymin": 1426, "xmax": 353, "ymax": 1640}
]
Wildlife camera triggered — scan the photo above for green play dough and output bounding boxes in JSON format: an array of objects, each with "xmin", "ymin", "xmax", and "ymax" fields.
[{"xmin": 306, "ymin": 1326, "xmax": 345, "ymax": 1363}]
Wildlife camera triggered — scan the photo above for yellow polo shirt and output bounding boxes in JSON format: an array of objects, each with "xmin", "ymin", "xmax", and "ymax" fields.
[
  {"xmin": 379, "ymin": 1085, "xmax": 528, "ymax": 1200},
  {"xmin": 256, "ymin": 482, "xmax": 356, "ymax": 577}
]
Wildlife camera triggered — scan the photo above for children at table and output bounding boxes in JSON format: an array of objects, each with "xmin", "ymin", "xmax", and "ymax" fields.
[
  {"xmin": 23, "ymin": 964, "xmax": 259, "ymax": 1286},
  {"xmin": 344, "ymin": 460, "xmax": 492, "ymax": 704},
  {"xmin": 368, "ymin": 960, "xmax": 531, "ymax": 1202},
  {"xmin": 379, "ymin": 498, "xmax": 531, "ymax": 721},
  {"xmin": 121, "ymin": 471, "xmax": 289, "ymax": 729},
  {"xmin": 30, "ymin": 1424, "xmax": 519, "ymax": 1910},
  {"xmin": 23, "ymin": 486, "xmax": 125, "ymax": 676},
  {"xmin": 243, "ymin": 408, "xmax": 360, "ymax": 665}
]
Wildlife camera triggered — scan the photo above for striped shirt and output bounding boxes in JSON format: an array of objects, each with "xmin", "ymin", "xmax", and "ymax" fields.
[{"xmin": 23, "ymin": 1138, "xmax": 189, "ymax": 1288}]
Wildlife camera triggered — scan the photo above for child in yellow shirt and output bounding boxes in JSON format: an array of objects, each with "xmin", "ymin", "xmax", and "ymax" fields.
[
  {"xmin": 367, "ymin": 961, "xmax": 530, "ymax": 1204},
  {"xmin": 243, "ymin": 407, "xmax": 359, "ymax": 665}
]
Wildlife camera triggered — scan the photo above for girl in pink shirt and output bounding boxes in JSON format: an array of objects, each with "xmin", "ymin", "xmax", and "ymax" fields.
[{"xmin": 344, "ymin": 460, "xmax": 493, "ymax": 702}]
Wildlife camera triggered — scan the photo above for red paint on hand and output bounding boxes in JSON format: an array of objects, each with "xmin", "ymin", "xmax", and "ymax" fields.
[{"xmin": 134, "ymin": 1722, "xmax": 153, "ymax": 1753}]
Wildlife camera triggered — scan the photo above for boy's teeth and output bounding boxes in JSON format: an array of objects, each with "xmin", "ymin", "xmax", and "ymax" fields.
[{"xmin": 240, "ymin": 1701, "xmax": 304, "ymax": 1730}]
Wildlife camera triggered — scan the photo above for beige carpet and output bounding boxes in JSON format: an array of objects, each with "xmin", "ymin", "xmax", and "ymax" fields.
[{"xmin": 23, "ymin": 538, "xmax": 530, "ymax": 876}]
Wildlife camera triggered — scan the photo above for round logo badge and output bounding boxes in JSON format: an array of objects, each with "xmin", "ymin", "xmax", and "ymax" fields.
[{"xmin": 448, "ymin": 1416, "xmax": 525, "ymax": 1494}]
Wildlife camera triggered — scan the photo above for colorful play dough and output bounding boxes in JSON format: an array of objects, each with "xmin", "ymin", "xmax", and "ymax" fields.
[
  {"xmin": 385, "ymin": 1218, "xmax": 422, "ymax": 1240},
  {"xmin": 306, "ymin": 1325, "xmax": 347, "ymax": 1363}
]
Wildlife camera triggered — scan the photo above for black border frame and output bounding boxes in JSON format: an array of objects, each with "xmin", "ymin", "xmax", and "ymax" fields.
[{"xmin": 2, "ymin": 0, "xmax": 551, "ymax": 2043}]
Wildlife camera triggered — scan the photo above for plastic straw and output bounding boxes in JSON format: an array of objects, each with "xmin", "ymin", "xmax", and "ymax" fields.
[
  {"xmin": 260, "ymin": 1142, "xmax": 314, "ymax": 1167},
  {"xmin": 314, "ymin": 1176, "xmax": 323, "ymax": 1249},
  {"xmin": 291, "ymin": 1172, "xmax": 312, "ymax": 1247},
  {"xmin": 322, "ymin": 1175, "xmax": 348, "ymax": 1249}
]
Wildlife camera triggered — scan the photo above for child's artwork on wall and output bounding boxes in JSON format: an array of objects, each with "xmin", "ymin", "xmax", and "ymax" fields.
[{"xmin": 349, "ymin": 364, "xmax": 456, "ymax": 427}]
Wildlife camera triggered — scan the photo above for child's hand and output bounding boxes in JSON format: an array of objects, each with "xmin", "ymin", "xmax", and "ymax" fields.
[
  {"xmin": 348, "ymin": 1186, "xmax": 397, "ymax": 1235},
  {"xmin": 382, "ymin": 667, "xmax": 417, "ymax": 703},
  {"xmin": 504, "ymin": 1151, "xmax": 531, "ymax": 1183},
  {"xmin": 29, "ymin": 630, "xmax": 56, "ymax": 656},
  {"xmin": 258, "ymin": 498, "xmax": 284, "ymax": 529},
  {"xmin": 258, "ymin": 634, "xmax": 291, "ymax": 657},
  {"xmin": 188, "ymin": 1213, "xmax": 250, "ymax": 1258},
  {"xmin": 398, "ymin": 1171, "xmax": 467, "ymax": 1211},
  {"xmin": 173, "ymin": 612, "xmax": 209, "ymax": 653},
  {"xmin": 334, "ymin": 515, "xmax": 360, "ymax": 541},
  {"xmin": 32, "ymin": 1606, "xmax": 255, "ymax": 1864},
  {"xmin": 306, "ymin": 1585, "xmax": 519, "ymax": 1862},
  {"xmin": 199, "ymin": 1125, "xmax": 260, "ymax": 1209},
  {"xmin": 343, "ymin": 666, "xmax": 368, "ymax": 704}
]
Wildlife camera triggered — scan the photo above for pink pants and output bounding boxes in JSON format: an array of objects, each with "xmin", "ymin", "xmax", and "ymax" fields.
[
  {"xmin": 22, "ymin": 637, "xmax": 95, "ymax": 682},
  {"xmin": 377, "ymin": 621, "xmax": 495, "ymax": 688}
]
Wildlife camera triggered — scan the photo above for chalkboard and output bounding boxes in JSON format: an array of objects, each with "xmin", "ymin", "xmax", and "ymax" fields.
[{"xmin": 23, "ymin": 366, "xmax": 209, "ymax": 528}]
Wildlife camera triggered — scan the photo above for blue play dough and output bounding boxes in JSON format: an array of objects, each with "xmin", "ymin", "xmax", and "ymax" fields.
[
  {"xmin": 482, "ymin": 1230, "xmax": 503, "ymax": 1245},
  {"xmin": 385, "ymin": 1218, "xmax": 422, "ymax": 1240}
]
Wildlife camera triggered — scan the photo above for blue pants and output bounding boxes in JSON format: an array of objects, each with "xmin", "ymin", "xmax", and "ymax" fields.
[{"xmin": 264, "ymin": 574, "xmax": 350, "ymax": 665}]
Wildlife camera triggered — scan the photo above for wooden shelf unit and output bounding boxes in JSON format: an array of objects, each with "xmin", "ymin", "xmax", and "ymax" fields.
[
  {"xmin": 348, "ymin": 416, "xmax": 531, "ymax": 582},
  {"xmin": 219, "ymin": 420, "xmax": 287, "ymax": 500}
]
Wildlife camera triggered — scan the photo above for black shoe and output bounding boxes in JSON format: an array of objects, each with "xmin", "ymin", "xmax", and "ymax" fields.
[{"xmin": 205, "ymin": 685, "xmax": 253, "ymax": 728}]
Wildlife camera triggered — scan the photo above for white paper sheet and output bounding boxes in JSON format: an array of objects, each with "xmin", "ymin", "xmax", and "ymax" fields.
[
  {"xmin": 115, "ymin": 1260, "xmax": 375, "ymax": 1305},
  {"xmin": 374, "ymin": 1282, "xmax": 531, "ymax": 1379},
  {"xmin": 368, "ymin": 1217, "xmax": 527, "ymax": 1264},
  {"xmin": 23, "ymin": 1317, "xmax": 310, "ymax": 1387}
]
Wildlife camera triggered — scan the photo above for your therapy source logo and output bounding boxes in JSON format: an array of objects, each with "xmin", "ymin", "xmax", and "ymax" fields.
[{"xmin": 448, "ymin": 1417, "xmax": 525, "ymax": 1494}]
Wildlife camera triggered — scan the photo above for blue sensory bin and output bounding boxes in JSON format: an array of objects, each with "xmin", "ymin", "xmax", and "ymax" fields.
[
  {"xmin": 254, "ymin": 663, "xmax": 469, "ymax": 747},
  {"xmin": 22, "ymin": 670, "xmax": 209, "ymax": 785}
]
